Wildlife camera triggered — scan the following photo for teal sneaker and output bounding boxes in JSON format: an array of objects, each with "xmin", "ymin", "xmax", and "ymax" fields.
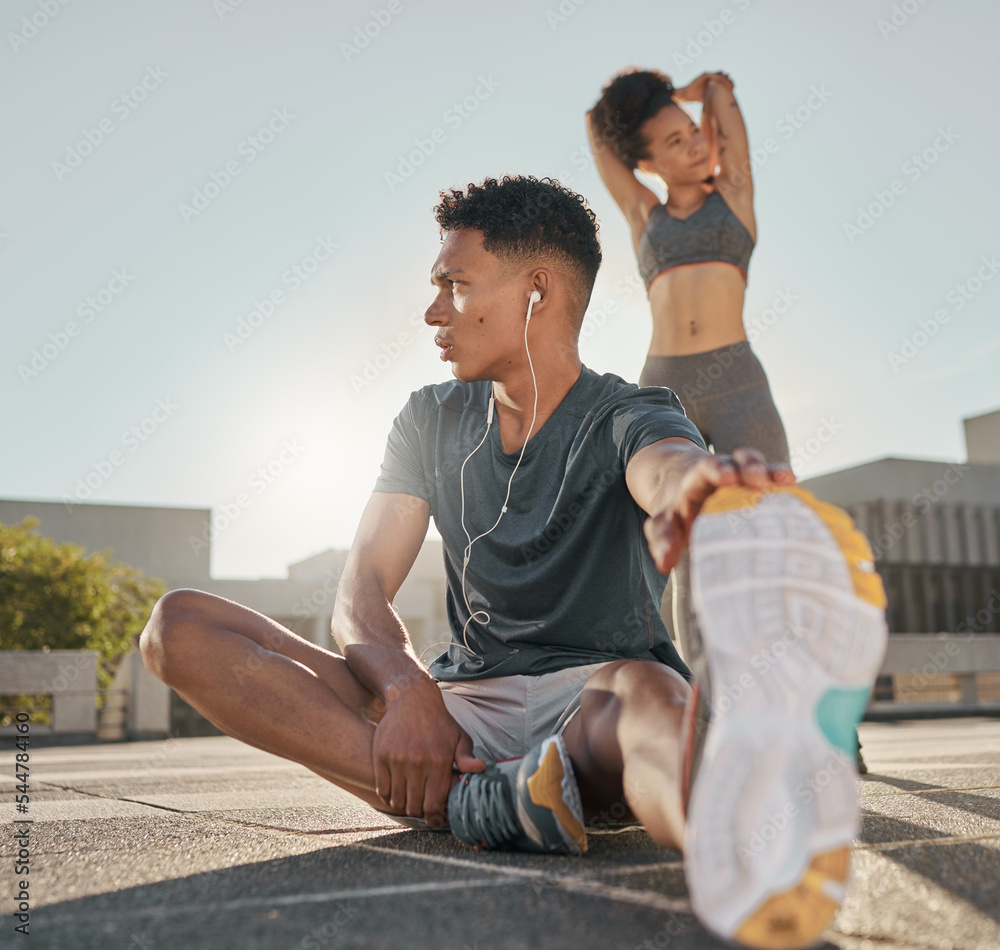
[{"xmin": 447, "ymin": 734, "xmax": 587, "ymax": 855}]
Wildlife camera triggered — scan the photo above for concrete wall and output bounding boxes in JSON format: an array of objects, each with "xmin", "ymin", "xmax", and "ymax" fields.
[
  {"xmin": 800, "ymin": 458, "xmax": 1000, "ymax": 567},
  {"xmin": 110, "ymin": 651, "xmax": 171, "ymax": 738},
  {"xmin": 800, "ymin": 458, "xmax": 1000, "ymax": 508},
  {"xmin": 0, "ymin": 651, "xmax": 98, "ymax": 734},
  {"xmin": 0, "ymin": 498, "xmax": 211, "ymax": 583},
  {"xmin": 965, "ymin": 408, "xmax": 1000, "ymax": 464},
  {"xmin": 801, "ymin": 458, "xmax": 1000, "ymax": 635}
]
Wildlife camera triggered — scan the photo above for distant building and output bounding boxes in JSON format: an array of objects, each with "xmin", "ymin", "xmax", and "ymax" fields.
[
  {"xmin": 965, "ymin": 407, "xmax": 1000, "ymax": 465},
  {"xmin": 801, "ymin": 407, "xmax": 1000, "ymax": 706},
  {"xmin": 800, "ymin": 408, "xmax": 1000, "ymax": 635}
]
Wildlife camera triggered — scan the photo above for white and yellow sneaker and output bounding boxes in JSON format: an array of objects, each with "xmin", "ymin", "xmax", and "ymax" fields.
[{"xmin": 684, "ymin": 485, "xmax": 887, "ymax": 949}]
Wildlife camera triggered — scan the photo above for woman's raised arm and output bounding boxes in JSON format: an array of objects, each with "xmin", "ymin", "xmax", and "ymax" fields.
[
  {"xmin": 586, "ymin": 109, "xmax": 659, "ymax": 244},
  {"xmin": 676, "ymin": 72, "xmax": 753, "ymax": 195}
]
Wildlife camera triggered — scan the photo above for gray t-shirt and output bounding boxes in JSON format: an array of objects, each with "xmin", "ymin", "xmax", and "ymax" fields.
[{"xmin": 373, "ymin": 366, "xmax": 706, "ymax": 681}]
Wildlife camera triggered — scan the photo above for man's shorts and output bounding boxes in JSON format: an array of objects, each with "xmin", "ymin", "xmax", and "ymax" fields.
[{"xmin": 437, "ymin": 661, "xmax": 614, "ymax": 763}]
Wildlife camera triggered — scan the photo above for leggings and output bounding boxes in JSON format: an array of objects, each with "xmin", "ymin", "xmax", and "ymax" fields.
[
  {"xmin": 638, "ymin": 341, "xmax": 789, "ymax": 465},
  {"xmin": 639, "ymin": 341, "xmax": 790, "ymax": 758}
]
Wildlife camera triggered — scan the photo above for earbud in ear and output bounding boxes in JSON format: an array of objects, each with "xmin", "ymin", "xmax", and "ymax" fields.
[{"xmin": 529, "ymin": 291, "xmax": 541, "ymax": 304}]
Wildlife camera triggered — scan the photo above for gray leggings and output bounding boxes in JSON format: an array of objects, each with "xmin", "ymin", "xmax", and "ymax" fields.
[
  {"xmin": 639, "ymin": 342, "xmax": 790, "ymax": 745},
  {"xmin": 638, "ymin": 341, "xmax": 789, "ymax": 465}
]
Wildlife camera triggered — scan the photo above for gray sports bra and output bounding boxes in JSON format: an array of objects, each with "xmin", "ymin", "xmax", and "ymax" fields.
[{"xmin": 637, "ymin": 191, "xmax": 754, "ymax": 288}]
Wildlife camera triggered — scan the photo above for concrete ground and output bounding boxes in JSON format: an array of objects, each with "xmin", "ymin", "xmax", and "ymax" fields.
[{"xmin": 2, "ymin": 719, "xmax": 999, "ymax": 950}]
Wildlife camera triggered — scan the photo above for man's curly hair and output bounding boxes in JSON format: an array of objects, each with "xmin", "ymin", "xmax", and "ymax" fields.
[
  {"xmin": 433, "ymin": 175, "xmax": 602, "ymax": 323},
  {"xmin": 590, "ymin": 69, "xmax": 675, "ymax": 169}
]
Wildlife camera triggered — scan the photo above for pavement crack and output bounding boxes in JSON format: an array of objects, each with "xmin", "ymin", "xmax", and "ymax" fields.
[
  {"xmin": 192, "ymin": 816, "xmax": 403, "ymax": 836},
  {"xmin": 32, "ymin": 781, "xmax": 400, "ymax": 835},
  {"xmin": 35, "ymin": 781, "xmax": 193, "ymax": 815}
]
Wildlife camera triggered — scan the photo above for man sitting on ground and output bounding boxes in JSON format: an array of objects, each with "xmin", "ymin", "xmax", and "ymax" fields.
[{"xmin": 140, "ymin": 175, "xmax": 886, "ymax": 949}]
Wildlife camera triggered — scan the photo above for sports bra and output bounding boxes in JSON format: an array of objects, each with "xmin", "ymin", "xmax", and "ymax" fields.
[{"xmin": 637, "ymin": 191, "xmax": 754, "ymax": 288}]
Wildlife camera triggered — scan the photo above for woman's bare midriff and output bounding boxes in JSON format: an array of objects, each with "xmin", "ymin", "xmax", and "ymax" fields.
[{"xmin": 645, "ymin": 262, "xmax": 748, "ymax": 356}]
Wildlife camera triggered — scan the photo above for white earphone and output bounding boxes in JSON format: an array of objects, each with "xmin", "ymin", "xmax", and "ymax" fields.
[{"xmin": 456, "ymin": 290, "xmax": 540, "ymax": 653}]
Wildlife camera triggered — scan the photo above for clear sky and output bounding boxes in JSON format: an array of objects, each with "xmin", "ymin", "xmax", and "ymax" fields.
[{"xmin": 3, "ymin": 0, "xmax": 998, "ymax": 579}]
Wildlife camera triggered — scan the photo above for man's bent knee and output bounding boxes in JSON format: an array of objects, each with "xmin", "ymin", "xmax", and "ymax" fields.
[
  {"xmin": 140, "ymin": 588, "xmax": 217, "ymax": 684},
  {"xmin": 586, "ymin": 660, "xmax": 690, "ymax": 708}
]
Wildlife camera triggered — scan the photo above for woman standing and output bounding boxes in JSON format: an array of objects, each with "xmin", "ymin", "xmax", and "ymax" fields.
[
  {"xmin": 587, "ymin": 68, "xmax": 788, "ymax": 463},
  {"xmin": 586, "ymin": 70, "xmax": 870, "ymax": 770}
]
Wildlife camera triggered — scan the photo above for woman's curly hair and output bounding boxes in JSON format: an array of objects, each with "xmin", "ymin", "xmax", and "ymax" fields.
[
  {"xmin": 434, "ymin": 175, "xmax": 602, "ymax": 319},
  {"xmin": 590, "ymin": 69, "xmax": 675, "ymax": 169}
]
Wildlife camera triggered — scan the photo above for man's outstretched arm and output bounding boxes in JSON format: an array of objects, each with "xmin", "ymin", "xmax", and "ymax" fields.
[
  {"xmin": 333, "ymin": 492, "xmax": 484, "ymax": 824},
  {"xmin": 625, "ymin": 438, "xmax": 795, "ymax": 573}
]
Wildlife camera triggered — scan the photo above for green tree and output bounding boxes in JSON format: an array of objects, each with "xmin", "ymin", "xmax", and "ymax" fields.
[{"xmin": 0, "ymin": 517, "xmax": 165, "ymax": 724}]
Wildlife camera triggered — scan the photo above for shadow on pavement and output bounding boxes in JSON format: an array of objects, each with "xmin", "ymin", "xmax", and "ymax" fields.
[
  {"xmin": 29, "ymin": 832, "xmax": 725, "ymax": 950},
  {"xmin": 859, "ymin": 792, "xmax": 1000, "ymax": 921}
]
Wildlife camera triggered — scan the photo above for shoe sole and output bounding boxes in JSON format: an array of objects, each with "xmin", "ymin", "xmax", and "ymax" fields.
[{"xmin": 684, "ymin": 486, "xmax": 887, "ymax": 949}]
